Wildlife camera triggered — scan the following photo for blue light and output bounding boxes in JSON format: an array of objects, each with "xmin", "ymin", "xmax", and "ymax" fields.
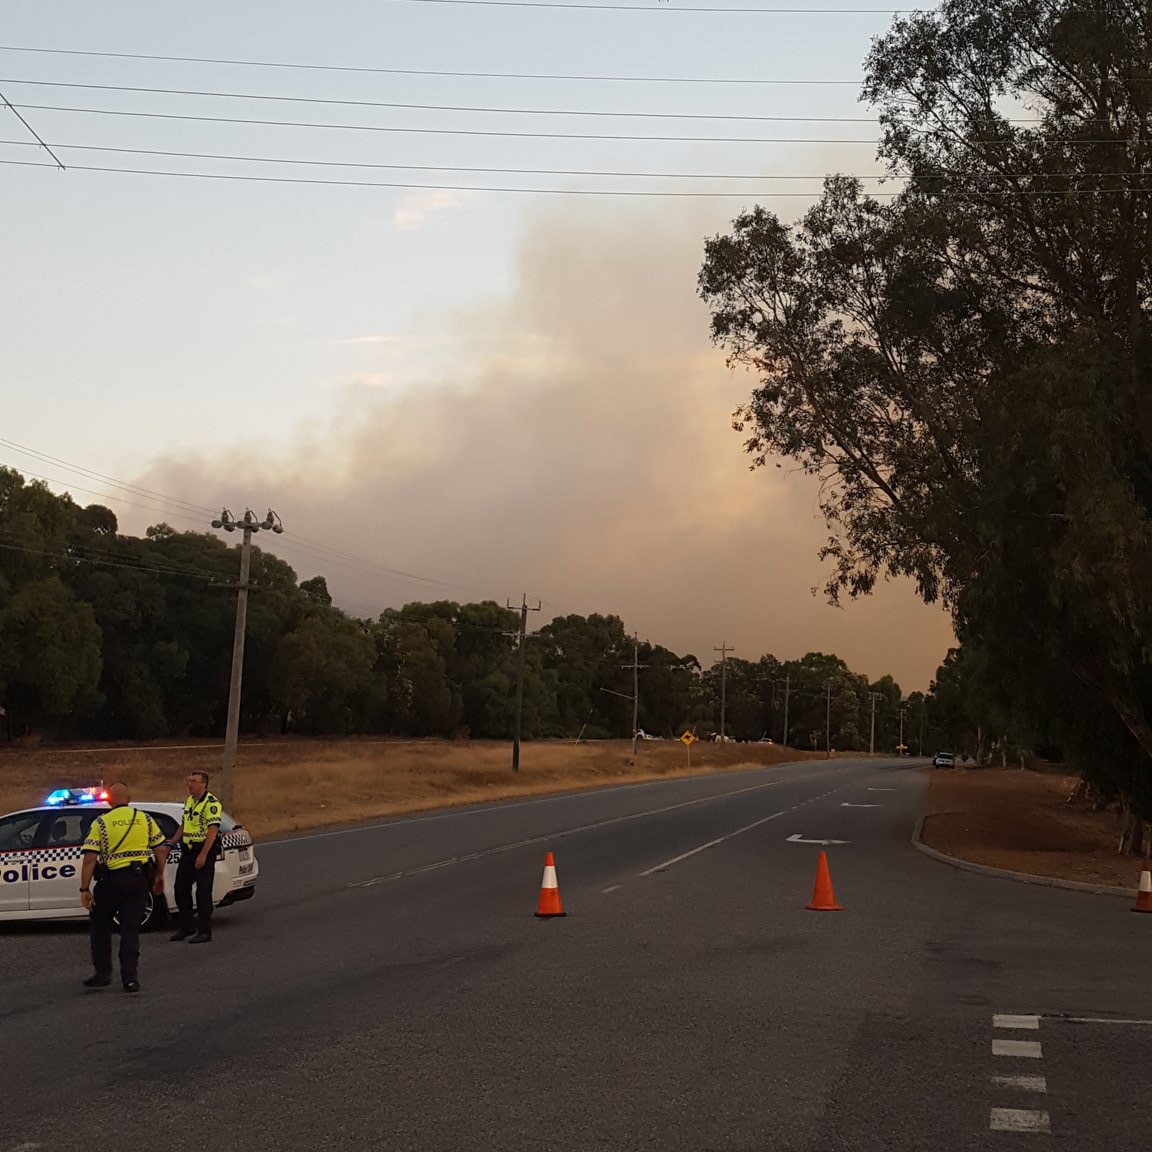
[{"xmin": 44, "ymin": 786, "xmax": 109, "ymax": 806}]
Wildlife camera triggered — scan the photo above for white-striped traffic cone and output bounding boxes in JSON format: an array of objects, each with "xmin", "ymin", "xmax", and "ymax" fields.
[
  {"xmin": 1133, "ymin": 867, "xmax": 1152, "ymax": 914},
  {"xmin": 534, "ymin": 852, "xmax": 566, "ymax": 918}
]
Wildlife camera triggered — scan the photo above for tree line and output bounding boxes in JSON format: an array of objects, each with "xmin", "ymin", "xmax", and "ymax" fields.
[
  {"xmin": 698, "ymin": 0, "xmax": 1152, "ymax": 848},
  {"xmin": 0, "ymin": 466, "xmax": 958, "ymax": 749}
]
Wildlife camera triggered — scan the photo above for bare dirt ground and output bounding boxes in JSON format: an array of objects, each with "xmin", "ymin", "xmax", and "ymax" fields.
[
  {"xmin": 0, "ymin": 738, "xmax": 837, "ymax": 840},
  {"xmin": 920, "ymin": 765, "xmax": 1146, "ymax": 889}
]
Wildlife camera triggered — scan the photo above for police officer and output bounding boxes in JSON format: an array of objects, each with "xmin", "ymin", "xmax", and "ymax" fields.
[
  {"xmin": 79, "ymin": 782, "xmax": 167, "ymax": 993},
  {"xmin": 168, "ymin": 770, "xmax": 223, "ymax": 944}
]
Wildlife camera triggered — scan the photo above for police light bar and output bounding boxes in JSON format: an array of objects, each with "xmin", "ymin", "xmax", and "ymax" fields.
[{"xmin": 44, "ymin": 786, "xmax": 110, "ymax": 806}]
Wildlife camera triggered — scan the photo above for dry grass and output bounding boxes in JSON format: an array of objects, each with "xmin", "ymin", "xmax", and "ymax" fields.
[
  {"xmin": 921, "ymin": 765, "xmax": 1146, "ymax": 889},
  {"xmin": 0, "ymin": 737, "xmax": 839, "ymax": 839}
]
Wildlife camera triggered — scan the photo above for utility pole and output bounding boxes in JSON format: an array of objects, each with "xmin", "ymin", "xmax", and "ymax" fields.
[
  {"xmin": 869, "ymin": 692, "xmax": 882, "ymax": 755},
  {"xmin": 824, "ymin": 679, "xmax": 834, "ymax": 757},
  {"xmin": 213, "ymin": 507, "xmax": 283, "ymax": 812},
  {"xmin": 621, "ymin": 638, "xmax": 649, "ymax": 755},
  {"xmin": 713, "ymin": 642, "xmax": 734, "ymax": 742},
  {"xmin": 781, "ymin": 673, "xmax": 790, "ymax": 747},
  {"xmin": 507, "ymin": 594, "xmax": 541, "ymax": 773},
  {"xmin": 898, "ymin": 703, "xmax": 907, "ymax": 755},
  {"xmin": 918, "ymin": 707, "xmax": 925, "ymax": 756}
]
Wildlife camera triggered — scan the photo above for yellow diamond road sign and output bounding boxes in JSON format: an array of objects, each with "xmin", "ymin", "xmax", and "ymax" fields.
[{"xmin": 680, "ymin": 731, "xmax": 696, "ymax": 747}]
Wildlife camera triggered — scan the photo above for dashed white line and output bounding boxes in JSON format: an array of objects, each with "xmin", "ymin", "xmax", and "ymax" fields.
[
  {"xmin": 601, "ymin": 884, "xmax": 621, "ymax": 894},
  {"xmin": 989, "ymin": 1108, "xmax": 1051, "ymax": 1133},
  {"xmin": 993, "ymin": 1039, "xmax": 1043, "ymax": 1059},
  {"xmin": 994, "ymin": 1014, "xmax": 1041, "ymax": 1030},
  {"xmin": 638, "ymin": 810, "xmax": 786, "ymax": 876},
  {"xmin": 348, "ymin": 767, "xmax": 852, "ymax": 887},
  {"xmin": 992, "ymin": 1075, "xmax": 1047, "ymax": 1093}
]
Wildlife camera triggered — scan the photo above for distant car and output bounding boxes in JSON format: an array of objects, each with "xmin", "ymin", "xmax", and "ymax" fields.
[
  {"xmin": 931, "ymin": 752, "xmax": 956, "ymax": 769},
  {"xmin": 0, "ymin": 790, "xmax": 258, "ymax": 926}
]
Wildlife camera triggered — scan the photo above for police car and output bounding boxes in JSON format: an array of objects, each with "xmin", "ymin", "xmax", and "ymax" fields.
[{"xmin": 0, "ymin": 787, "xmax": 259, "ymax": 926}]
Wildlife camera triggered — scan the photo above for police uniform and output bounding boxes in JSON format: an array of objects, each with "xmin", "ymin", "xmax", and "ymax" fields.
[
  {"xmin": 81, "ymin": 806, "xmax": 165, "ymax": 989},
  {"xmin": 173, "ymin": 790, "xmax": 223, "ymax": 941}
]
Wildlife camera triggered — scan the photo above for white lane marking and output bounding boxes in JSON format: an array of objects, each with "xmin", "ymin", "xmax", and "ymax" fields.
[
  {"xmin": 993, "ymin": 1040, "xmax": 1043, "ymax": 1058},
  {"xmin": 639, "ymin": 811, "xmax": 786, "ymax": 876},
  {"xmin": 349, "ymin": 768, "xmax": 853, "ymax": 887},
  {"xmin": 261, "ymin": 759, "xmax": 863, "ymax": 847},
  {"xmin": 840, "ymin": 802, "xmax": 881, "ymax": 808},
  {"xmin": 601, "ymin": 885, "xmax": 621, "ymax": 894},
  {"xmin": 994, "ymin": 1014, "xmax": 1041, "ymax": 1030},
  {"xmin": 787, "ymin": 834, "xmax": 849, "ymax": 845},
  {"xmin": 1053, "ymin": 1016, "xmax": 1152, "ymax": 1026},
  {"xmin": 992, "ymin": 1075, "xmax": 1047, "ymax": 1093},
  {"xmin": 989, "ymin": 1108, "xmax": 1050, "ymax": 1133}
]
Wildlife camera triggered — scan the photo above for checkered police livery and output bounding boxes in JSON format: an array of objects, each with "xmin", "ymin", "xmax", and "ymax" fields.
[{"xmin": 0, "ymin": 795, "xmax": 258, "ymax": 923}]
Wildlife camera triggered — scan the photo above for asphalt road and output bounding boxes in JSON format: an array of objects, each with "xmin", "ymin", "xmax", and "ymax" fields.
[{"xmin": 2, "ymin": 756, "xmax": 1151, "ymax": 1151}]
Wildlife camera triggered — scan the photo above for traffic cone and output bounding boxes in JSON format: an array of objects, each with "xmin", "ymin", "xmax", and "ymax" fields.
[
  {"xmin": 535, "ymin": 852, "xmax": 566, "ymax": 918},
  {"xmin": 806, "ymin": 850, "xmax": 843, "ymax": 911},
  {"xmin": 1133, "ymin": 867, "xmax": 1152, "ymax": 913}
]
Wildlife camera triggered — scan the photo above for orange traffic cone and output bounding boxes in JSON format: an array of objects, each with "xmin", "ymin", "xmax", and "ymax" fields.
[
  {"xmin": 535, "ymin": 852, "xmax": 566, "ymax": 918},
  {"xmin": 1133, "ymin": 867, "xmax": 1152, "ymax": 913},
  {"xmin": 806, "ymin": 850, "xmax": 843, "ymax": 911}
]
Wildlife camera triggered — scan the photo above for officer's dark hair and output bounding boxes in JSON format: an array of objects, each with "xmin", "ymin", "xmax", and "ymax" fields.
[{"xmin": 190, "ymin": 771, "xmax": 209, "ymax": 785}]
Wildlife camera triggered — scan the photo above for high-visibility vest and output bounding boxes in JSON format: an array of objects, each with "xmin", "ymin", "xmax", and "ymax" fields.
[
  {"xmin": 82, "ymin": 807, "xmax": 164, "ymax": 870},
  {"xmin": 182, "ymin": 792, "xmax": 223, "ymax": 843}
]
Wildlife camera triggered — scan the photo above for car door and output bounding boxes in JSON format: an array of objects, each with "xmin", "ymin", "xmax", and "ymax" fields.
[
  {"xmin": 0, "ymin": 811, "xmax": 46, "ymax": 914},
  {"xmin": 30, "ymin": 807, "xmax": 96, "ymax": 911},
  {"xmin": 140, "ymin": 809, "xmax": 180, "ymax": 906}
]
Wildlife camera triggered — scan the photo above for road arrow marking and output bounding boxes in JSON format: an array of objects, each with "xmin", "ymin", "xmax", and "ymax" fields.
[
  {"xmin": 787, "ymin": 834, "xmax": 849, "ymax": 845},
  {"xmin": 841, "ymin": 802, "xmax": 881, "ymax": 808}
]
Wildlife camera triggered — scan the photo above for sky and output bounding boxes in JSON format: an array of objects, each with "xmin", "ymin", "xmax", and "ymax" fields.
[{"xmin": 0, "ymin": 0, "xmax": 954, "ymax": 692}]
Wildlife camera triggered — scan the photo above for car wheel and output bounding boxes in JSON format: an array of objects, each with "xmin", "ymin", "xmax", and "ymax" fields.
[
  {"xmin": 143, "ymin": 892, "xmax": 172, "ymax": 931},
  {"xmin": 112, "ymin": 891, "xmax": 165, "ymax": 932}
]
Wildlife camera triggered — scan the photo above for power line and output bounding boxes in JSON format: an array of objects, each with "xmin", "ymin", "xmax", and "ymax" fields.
[
  {"xmin": 1, "ymin": 439, "xmax": 503, "ymax": 600},
  {"xmin": 0, "ymin": 137, "xmax": 899, "ymax": 180},
  {"xmin": 0, "ymin": 536, "xmax": 227, "ymax": 581},
  {"xmin": 0, "ymin": 77, "xmax": 909, "ymax": 122},
  {"xmin": 10, "ymin": 102, "xmax": 890, "ymax": 142},
  {"xmin": 6, "ymin": 138, "xmax": 1149, "ymax": 183},
  {"xmin": 389, "ymin": 0, "xmax": 912, "ymax": 11},
  {"xmin": 0, "ymin": 458, "xmax": 222, "ymax": 527},
  {"xmin": 9, "ymin": 157, "xmax": 1152, "ymax": 198},
  {"xmin": 0, "ymin": 436, "xmax": 216, "ymax": 516},
  {"xmin": 15, "ymin": 101, "xmax": 1141, "ymax": 147},
  {"xmin": 0, "ymin": 86, "xmax": 63, "ymax": 167},
  {"xmin": 0, "ymin": 44, "xmax": 867, "ymax": 84},
  {"xmin": 1, "ymin": 77, "xmax": 1075, "ymax": 126},
  {"xmin": 0, "ymin": 157, "xmax": 862, "ymax": 196}
]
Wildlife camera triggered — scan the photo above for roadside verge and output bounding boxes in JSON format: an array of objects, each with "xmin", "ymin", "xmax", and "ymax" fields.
[{"xmin": 914, "ymin": 766, "xmax": 1140, "ymax": 898}]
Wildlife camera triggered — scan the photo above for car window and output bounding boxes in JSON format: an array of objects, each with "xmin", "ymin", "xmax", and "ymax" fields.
[
  {"xmin": 143, "ymin": 810, "xmax": 179, "ymax": 839},
  {"xmin": 41, "ymin": 809, "xmax": 100, "ymax": 848},
  {"xmin": 0, "ymin": 812, "xmax": 46, "ymax": 852}
]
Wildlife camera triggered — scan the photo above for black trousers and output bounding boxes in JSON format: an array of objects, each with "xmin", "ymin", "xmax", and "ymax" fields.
[
  {"xmin": 175, "ymin": 842, "xmax": 218, "ymax": 935},
  {"xmin": 90, "ymin": 867, "xmax": 150, "ymax": 982}
]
